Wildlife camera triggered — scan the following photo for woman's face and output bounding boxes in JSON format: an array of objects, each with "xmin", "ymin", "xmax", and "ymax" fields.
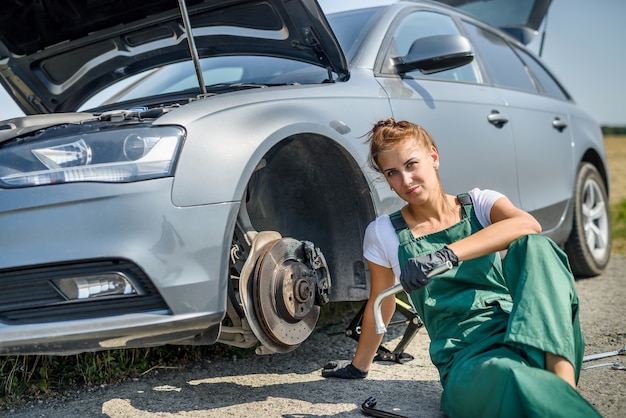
[{"xmin": 377, "ymin": 136, "xmax": 440, "ymax": 204}]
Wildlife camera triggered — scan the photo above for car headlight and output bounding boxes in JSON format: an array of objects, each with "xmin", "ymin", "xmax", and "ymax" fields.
[{"xmin": 0, "ymin": 125, "xmax": 185, "ymax": 187}]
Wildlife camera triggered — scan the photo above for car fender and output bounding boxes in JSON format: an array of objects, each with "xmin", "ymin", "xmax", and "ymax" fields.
[{"xmin": 162, "ymin": 87, "xmax": 392, "ymax": 208}]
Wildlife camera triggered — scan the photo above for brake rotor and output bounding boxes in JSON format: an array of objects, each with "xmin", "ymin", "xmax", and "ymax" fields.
[{"xmin": 240, "ymin": 234, "xmax": 323, "ymax": 353}]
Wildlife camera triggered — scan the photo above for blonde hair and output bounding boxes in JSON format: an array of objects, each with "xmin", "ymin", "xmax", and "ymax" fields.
[{"xmin": 366, "ymin": 118, "xmax": 438, "ymax": 173}]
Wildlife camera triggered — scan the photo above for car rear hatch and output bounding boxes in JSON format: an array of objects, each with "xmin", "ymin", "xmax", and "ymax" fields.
[{"xmin": 439, "ymin": 0, "xmax": 552, "ymax": 43}]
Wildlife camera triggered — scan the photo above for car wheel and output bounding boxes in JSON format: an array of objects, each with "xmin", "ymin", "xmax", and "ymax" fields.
[
  {"xmin": 564, "ymin": 162, "xmax": 611, "ymax": 277},
  {"xmin": 226, "ymin": 201, "xmax": 331, "ymax": 354}
]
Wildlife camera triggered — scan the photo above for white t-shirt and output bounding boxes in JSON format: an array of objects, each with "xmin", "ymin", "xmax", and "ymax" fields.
[{"xmin": 363, "ymin": 188, "xmax": 505, "ymax": 281}]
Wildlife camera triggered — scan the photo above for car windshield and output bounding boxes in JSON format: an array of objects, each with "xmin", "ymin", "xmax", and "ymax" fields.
[
  {"xmin": 81, "ymin": 56, "xmax": 329, "ymax": 110},
  {"xmin": 327, "ymin": 7, "xmax": 384, "ymax": 61},
  {"xmin": 80, "ymin": 7, "xmax": 382, "ymax": 111}
]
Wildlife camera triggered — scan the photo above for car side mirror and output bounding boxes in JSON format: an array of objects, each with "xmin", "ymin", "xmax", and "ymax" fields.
[{"xmin": 392, "ymin": 34, "xmax": 474, "ymax": 75}]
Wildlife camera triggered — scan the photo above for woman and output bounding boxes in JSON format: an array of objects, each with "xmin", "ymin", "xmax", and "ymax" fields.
[{"xmin": 322, "ymin": 119, "xmax": 600, "ymax": 417}]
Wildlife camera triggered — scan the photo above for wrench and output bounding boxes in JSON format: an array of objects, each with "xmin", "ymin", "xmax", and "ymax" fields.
[
  {"xmin": 583, "ymin": 346, "xmax": 626, "ymax": 362},
  {"xmin": 583, "ymin": 361, "xmax": 626, "ymax": 370},
  {"xmin": 361, "ymin": 396, "xmax": 409, "ymax": 418}
]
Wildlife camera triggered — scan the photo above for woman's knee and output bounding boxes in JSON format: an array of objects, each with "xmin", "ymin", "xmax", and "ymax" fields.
[{"xmin": 504, "ymin": 234, "xmax": 572, "ymax": 276}]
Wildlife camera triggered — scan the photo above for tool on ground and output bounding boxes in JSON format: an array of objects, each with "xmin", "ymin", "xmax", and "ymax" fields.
[
  {"xmin": 361, "ymin": 396, "xmax": 409, "ymax": 418},
  {"xmin": 374, "ymin": 261, "xmax": 453, "ymax": 334},
  {"xmin": 583, "ymin": 346, "xmax": 626, "ymax": 362},
  {"xmin": 582, "ymin": 361, "xmax": 626, "ymax": 371}
]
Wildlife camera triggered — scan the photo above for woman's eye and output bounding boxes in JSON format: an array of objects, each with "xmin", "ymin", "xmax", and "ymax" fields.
[{"xmin": 386, "ymin": 170, "xmax": 397, "ymax": 177}]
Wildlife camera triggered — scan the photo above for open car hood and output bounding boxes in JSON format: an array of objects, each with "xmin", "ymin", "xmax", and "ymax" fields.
[{"xmin": 0, "ymin": 0, "xmax": 348, "ymax": 115}]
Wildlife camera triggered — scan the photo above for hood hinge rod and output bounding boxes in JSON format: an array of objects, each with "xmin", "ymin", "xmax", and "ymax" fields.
[{"xmin": 177, "ymin": 0, "xmax": 207, "ymax": 95}]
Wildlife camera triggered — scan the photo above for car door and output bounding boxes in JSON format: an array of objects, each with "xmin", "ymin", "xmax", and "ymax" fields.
[
  {"xmin": 375, "ymin": 9, "xmax": 522, "ymax": 207},
  {"xmin": 461, "ymin": 21, "xmax": 574, "ymax": 230}
]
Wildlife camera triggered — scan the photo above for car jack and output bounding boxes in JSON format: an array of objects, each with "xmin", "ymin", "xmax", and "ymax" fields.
[{"xmin": 334, "ymin": 297, "xmax": 423, "ymax": 364}]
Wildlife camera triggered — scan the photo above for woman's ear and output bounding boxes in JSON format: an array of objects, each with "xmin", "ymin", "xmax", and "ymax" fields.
[{"xmin": 431, "ymin": 145, "xmax": 440, "ymax": 169}]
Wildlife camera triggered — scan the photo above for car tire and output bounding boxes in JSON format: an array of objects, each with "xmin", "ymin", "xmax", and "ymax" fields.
[{"xmin": 564, "ymin": 162, "xmax": 611, "ymax": 277}]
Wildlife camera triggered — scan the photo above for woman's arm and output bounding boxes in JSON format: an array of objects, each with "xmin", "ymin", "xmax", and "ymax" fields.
[
  {"xmin": 448, "ymin": 196, "xmax": 542, "ymax": 262},
  {"xmin": 351, "ymin": 260, "xmax": 397, "ymax": 372}
]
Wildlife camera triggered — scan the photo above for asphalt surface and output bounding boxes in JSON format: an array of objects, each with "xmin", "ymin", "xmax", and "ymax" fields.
[{"xmin": 2, "ymin": 255, "xmax": 625, "ymax": 418}]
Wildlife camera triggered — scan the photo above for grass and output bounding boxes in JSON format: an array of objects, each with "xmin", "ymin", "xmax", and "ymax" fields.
[
  {"xmin": 611, "ymin": 198, "xmax": 626, "ymax": 255},
  {"xmin": 0, "ymin": 343, "xmax": 254, "ymax": 410},
  {"xmin": 2, "ymin": 201, "xmax": 626, "ymax": 411}
]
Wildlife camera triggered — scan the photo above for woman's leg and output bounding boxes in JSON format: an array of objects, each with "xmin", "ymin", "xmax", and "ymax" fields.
[
  {"xmin": 545, "ymin": 352, "xmax": 576, "ymax": 388},
  {"xmin": 441, "ymin": 347, "xmax": 601, "ymax": 418},
  {"xmin": 501, "ymin": 234, "xmax": 585, "ymax": 382}
]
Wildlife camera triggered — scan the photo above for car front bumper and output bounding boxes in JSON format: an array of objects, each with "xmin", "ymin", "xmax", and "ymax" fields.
[{"xmin": 0, "ymin": 178, "xmax": 239, "ymax": 354}]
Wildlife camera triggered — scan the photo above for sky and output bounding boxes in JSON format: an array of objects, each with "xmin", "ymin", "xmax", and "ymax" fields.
[{"xmin": 0, "ymin": 0, "xmax": 624, "ymax": 126}]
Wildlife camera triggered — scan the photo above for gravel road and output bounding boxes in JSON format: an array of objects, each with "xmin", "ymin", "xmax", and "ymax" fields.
[{"xmin": 3, "ymin": 256, "xmax": 625, "ymax": 418}]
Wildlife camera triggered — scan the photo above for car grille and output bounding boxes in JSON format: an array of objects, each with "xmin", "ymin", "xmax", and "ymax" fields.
[{"xmin": 0, "ymin": 260, "xmax": 169, "ymax": 325}]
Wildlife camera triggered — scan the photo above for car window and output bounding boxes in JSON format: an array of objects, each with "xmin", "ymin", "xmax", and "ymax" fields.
[
  {"xmin": 461, "ymin": 21, "xmax": 536, "ymax": 92},
  {"xmin": 385, "ymin": 11, "xmax": 480, "ymax": 83},
  {"xmin": 514, "ymin": 47, "xmax": 570, "ymax": 101}
]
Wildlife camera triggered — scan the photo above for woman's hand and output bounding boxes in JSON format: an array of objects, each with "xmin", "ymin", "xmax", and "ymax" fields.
[
  {"xmin": 321, "ymin": 360, "xmax": 368, "ymax": 379},
  {"xmin": 400, "ymin": 246, "xmax": 458, "ymax": 293}
]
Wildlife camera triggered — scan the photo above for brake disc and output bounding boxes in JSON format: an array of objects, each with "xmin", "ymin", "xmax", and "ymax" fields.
[{"xmin": 239, "ymin": 233, "xmax": 328, "ymax": 354}]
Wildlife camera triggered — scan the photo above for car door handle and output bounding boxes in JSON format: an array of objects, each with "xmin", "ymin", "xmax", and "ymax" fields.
[
  {"xmin": 552, "ymin": 117, "xmax": 567, "ymax": 132},
  {"xmin": 487, "ymin": 110, "xmax": 509, "ymax": 128}
]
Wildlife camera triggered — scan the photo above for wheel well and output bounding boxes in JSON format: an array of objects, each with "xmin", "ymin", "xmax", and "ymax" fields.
[
  {"xmin": 243, "ymin": 133, "xmax": 375, "ymax": 302},
  {"xmin": 582, "ymin": 148, "xmax": 610, "ymax": 198}
]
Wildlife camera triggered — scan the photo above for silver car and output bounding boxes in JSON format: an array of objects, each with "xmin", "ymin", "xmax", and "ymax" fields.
[{"xmin": 0, "ymin": 0, "xmax": 610, "ymax": 355}]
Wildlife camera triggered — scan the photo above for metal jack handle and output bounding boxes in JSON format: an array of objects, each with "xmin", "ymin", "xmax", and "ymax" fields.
[{"xmin": 374, "ymin": 261, "xmax": 453, "ymax": 334}]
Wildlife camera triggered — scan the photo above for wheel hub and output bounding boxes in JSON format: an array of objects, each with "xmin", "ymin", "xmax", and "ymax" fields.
[{"xmin": 273, "ymin": 261, "xmax": 316, "ymax": 322}]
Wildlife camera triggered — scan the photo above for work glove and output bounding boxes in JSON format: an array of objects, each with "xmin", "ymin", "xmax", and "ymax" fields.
[
  {"xmin": 400, "ymin": 246, "xmax": 458, "ymax": 293},
  {"xmin": 321, "ymin": 360, "xmax": 368, "ymax": 379}
]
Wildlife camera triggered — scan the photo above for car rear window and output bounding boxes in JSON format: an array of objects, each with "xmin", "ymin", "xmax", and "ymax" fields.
[{"xmin": 514, "ymin": 47, "xmax": 570, "ymax": 101}]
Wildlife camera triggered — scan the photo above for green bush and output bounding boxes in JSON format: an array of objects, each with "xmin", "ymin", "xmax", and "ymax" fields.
[{"xmin": 602, "ymin": 126, "xmax": 626, "ymax": 136}]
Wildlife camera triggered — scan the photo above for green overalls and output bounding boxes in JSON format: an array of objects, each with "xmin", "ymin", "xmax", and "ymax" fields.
[{"xmin": 390, "ymin": 194, "xmax": 601, "ymax": 417}]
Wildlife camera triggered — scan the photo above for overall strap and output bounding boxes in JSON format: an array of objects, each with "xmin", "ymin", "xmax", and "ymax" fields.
[
  {"xmin": 458, "ymin": 193, "xmax": 472, "ymax": 207},
  {"xmin": 390, "ymin": 210, "xmax": 408, "ymax": 232},
  {"xmin": 457, "ymin": 193, "xmax": 473, "ymax": 219},
  {"xmin": 390, "ymin": 209, "xmax": 415, "ymax": 246}
]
